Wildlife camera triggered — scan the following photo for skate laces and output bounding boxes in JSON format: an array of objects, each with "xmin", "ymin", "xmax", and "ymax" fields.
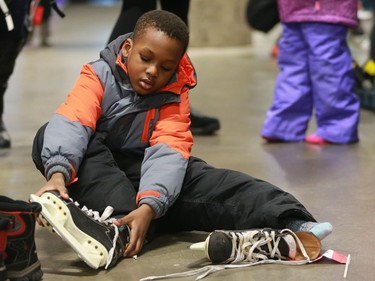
[
  {"xmin": 140, "ymin": 229, "xmax": 311, "ymax": 281},
  {"xmin": 75, "ymin": 202, "xmax": 119, "ymax": 269},
  {"xmin": 228, "ymin": 228, "xmax": 292, "ymax": 263}
]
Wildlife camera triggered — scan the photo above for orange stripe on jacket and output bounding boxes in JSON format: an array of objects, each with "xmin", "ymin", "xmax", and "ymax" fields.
[
  {"xmin": 136, "ymin": 190, "xmax": 161, "ymax": 205},
  {"xmin": 56, "ymin": 64, "xmax": 104, "ymax": 131},
  {"xmin": 150, "ymin": 88, "xmax": 193, "ymax": 159},
  {"xmin": 68, "ymin": 163, "xmax": 78, "ymax": 185}
]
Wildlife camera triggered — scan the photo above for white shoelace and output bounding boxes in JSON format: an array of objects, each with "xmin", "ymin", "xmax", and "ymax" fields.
[
  {"xmin": 75, "ymin": 202, "xmax": 119, "ymax": 269},
  {"xmin": 0, "ymin": 0, "xmax": 14, "ymax": 31},
  {"xmin": 228, "ymin": 228, "xmax": 299, "ymax": 263},
  {"xmin": 140, "ymin": 229, "xmax": 311, "ymax": 281}
]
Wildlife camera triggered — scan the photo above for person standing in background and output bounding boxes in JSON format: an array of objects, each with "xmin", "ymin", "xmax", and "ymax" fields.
[
  {"xmin": 28, "ymin": 0, "xmax": 53, "ymax": 47},
  {"xmin": 261, "ymin": 0, "xmax": 360, "ymax": 145},
  {"xmin": 0, "ymin": 0, "xmax": 32, "ymax": 148},
  {"xmin": 108, "ymin": 0, "xmax": 221, "ymax": 136}
]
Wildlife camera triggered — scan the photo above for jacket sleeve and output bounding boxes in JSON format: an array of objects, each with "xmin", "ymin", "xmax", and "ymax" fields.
[
  {"xmin": 136, "ymin": 87, "xmax": 193, "ymax": 217},
  {"xmin": 41, "ymin": 64, "xmax": 104, "ymax": 184}
]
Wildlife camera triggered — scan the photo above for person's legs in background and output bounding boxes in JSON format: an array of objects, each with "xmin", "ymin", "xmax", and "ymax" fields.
[
  {"xmin": 0, "ymin": 0, "xmax": 30, "ymax": 148},
  {"xmin": 107, "ymin": 0, "xmax": 221, "ymax": 135},
  {"xmin": 160, "ymin": 0, "xmax": 190, "ymax": 26},
  {"xmin": 0, "ymin": 37, "xmax": 21, "ymax": 148},
  {"xmin": 40, "ymin": 0, "xmax": 53, "ymax": 47},
  {"xmin": 261, "ymin": 23, "xmax": 313, "ymax": 142},
  {"xmin": 160, "ymin": 0, "xmax": 220, "ymax": 135},
  {"xmin": 306, "ymin": 22, "xmax": 359, "ymax": 144},
  {"xmin": 107, "ymin": 0, "xmax": 156, "ymax": 43}
]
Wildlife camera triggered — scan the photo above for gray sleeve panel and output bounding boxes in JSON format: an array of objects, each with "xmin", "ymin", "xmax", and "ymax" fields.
[
  {"xmin": 90, "ymin": 60, "xmax": 122, "ymax": 113},
  {"xmin": 42, "ymin": 114, "xmax": 94, "ymax": 183},
  {"xmin": 138, "ymin": 143, "xmax": 188, "ymax": 217}
]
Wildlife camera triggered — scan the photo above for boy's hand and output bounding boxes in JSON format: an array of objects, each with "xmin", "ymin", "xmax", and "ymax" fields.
[
  {"xmin": 113, "ymin": 204, "xmax": 155, "ymax": 257},
  {"xmin": 35, "ymin": 172, "xmax": 69, "ymax": 200},
  {"xmin": 33, "ymin": 172, "xmax": 69, "ymax": 226}
]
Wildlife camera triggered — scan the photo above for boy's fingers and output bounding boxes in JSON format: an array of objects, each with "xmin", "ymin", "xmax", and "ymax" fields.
[
  {"xmin": 124, "ymin": 240, "xmax": 136, "ymax": 257},
  {"xmin": 113, "ymin": 215, "xmax": 129, "ymax": 226},
  {"xmin": 124, "ymin": 229, "xmax": 144, "ymax": 257},
  {"xmin": 59, "ymin": 190, "xmax": 69, "ymax": 200}
]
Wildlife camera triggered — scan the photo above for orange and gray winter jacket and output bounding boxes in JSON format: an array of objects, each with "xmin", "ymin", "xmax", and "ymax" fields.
[{"xmin": 41, "ymin": 34, "xmax": 197, "ymax": 217}]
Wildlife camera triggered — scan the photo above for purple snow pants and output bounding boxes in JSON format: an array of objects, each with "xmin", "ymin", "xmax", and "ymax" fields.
[{"xmin": 261, "ymin": 22, "xmax": 360, "ymax": 144}]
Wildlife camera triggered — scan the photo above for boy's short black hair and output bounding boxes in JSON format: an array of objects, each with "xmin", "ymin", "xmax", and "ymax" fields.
[{"xmin": 133, "ymin": 10, "xmax": 189, "ymax": 54}]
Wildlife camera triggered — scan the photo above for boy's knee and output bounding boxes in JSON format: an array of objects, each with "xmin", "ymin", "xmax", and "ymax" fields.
[{"xmin": 32, "ymin": 123, "xmax": 48, "ymax": 173}]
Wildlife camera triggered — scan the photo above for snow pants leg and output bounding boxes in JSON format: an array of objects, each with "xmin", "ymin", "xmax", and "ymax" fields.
[
  {"xmin": 262, "ymin": 22, "xmax": 359, "ymax": 143},
  {"xmin": 157, "ymin": 157, "xmax": 315, "ymax": 232},
  {"xmin": 307, "ymin": 23, "xmax": 359, "ymax": 143},
  {"xmin": 32, "ymin": 125, "xmax": 316, "ymax": 234},
  {"xmin": 261, "ymin": 23, "xmax": 313, "ymax": 141}
]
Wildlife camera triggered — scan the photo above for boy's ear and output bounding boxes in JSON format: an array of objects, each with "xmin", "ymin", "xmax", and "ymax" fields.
[{"xmin": 121, "ymin": 38, "xmax": 133, "ymax": 57}]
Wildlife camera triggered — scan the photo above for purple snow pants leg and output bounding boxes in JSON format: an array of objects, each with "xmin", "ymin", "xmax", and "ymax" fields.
[
  {"xmin": 308, "ymin": 23, "xmax": 359, "ymax": 143},
  {"xmin": 261, "ymin": 22, "xmax": 360, "ymax": 144}
]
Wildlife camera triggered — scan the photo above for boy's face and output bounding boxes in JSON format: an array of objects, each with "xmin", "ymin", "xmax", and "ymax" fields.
[{"xmin": 122, "ymin": 27, "xmax": 185, "ymax": 95}]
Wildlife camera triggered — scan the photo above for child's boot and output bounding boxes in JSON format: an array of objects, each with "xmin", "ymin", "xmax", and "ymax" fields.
[
  {"xmin": 0, "ymin": 196, "xmax": 43, "ymax": 281},
  {"xmin": 0, "ymin": 214, "xmax": 12, "ymax": 281}
]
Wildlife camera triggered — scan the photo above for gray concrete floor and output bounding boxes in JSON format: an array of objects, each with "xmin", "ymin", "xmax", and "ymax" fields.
[{"xmin": 1, "ymin": 2, "xmax": 375, "ymax": 281}]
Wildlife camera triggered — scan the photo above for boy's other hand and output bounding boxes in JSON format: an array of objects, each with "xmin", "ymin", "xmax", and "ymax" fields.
[{"xmin": 113, "ymin": 204, "xmax": 155, "ymax": 257}]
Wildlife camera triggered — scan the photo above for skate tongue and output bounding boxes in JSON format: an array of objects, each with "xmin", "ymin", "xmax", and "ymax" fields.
[{"xmin": 277, "ymin": 234, "xmax": 297, "ymax": 259}]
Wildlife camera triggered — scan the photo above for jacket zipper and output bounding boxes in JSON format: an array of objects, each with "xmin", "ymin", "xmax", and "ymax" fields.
[{"xmin": 141, "ymin": 108, "xmax": 156, "ymax": 142}]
